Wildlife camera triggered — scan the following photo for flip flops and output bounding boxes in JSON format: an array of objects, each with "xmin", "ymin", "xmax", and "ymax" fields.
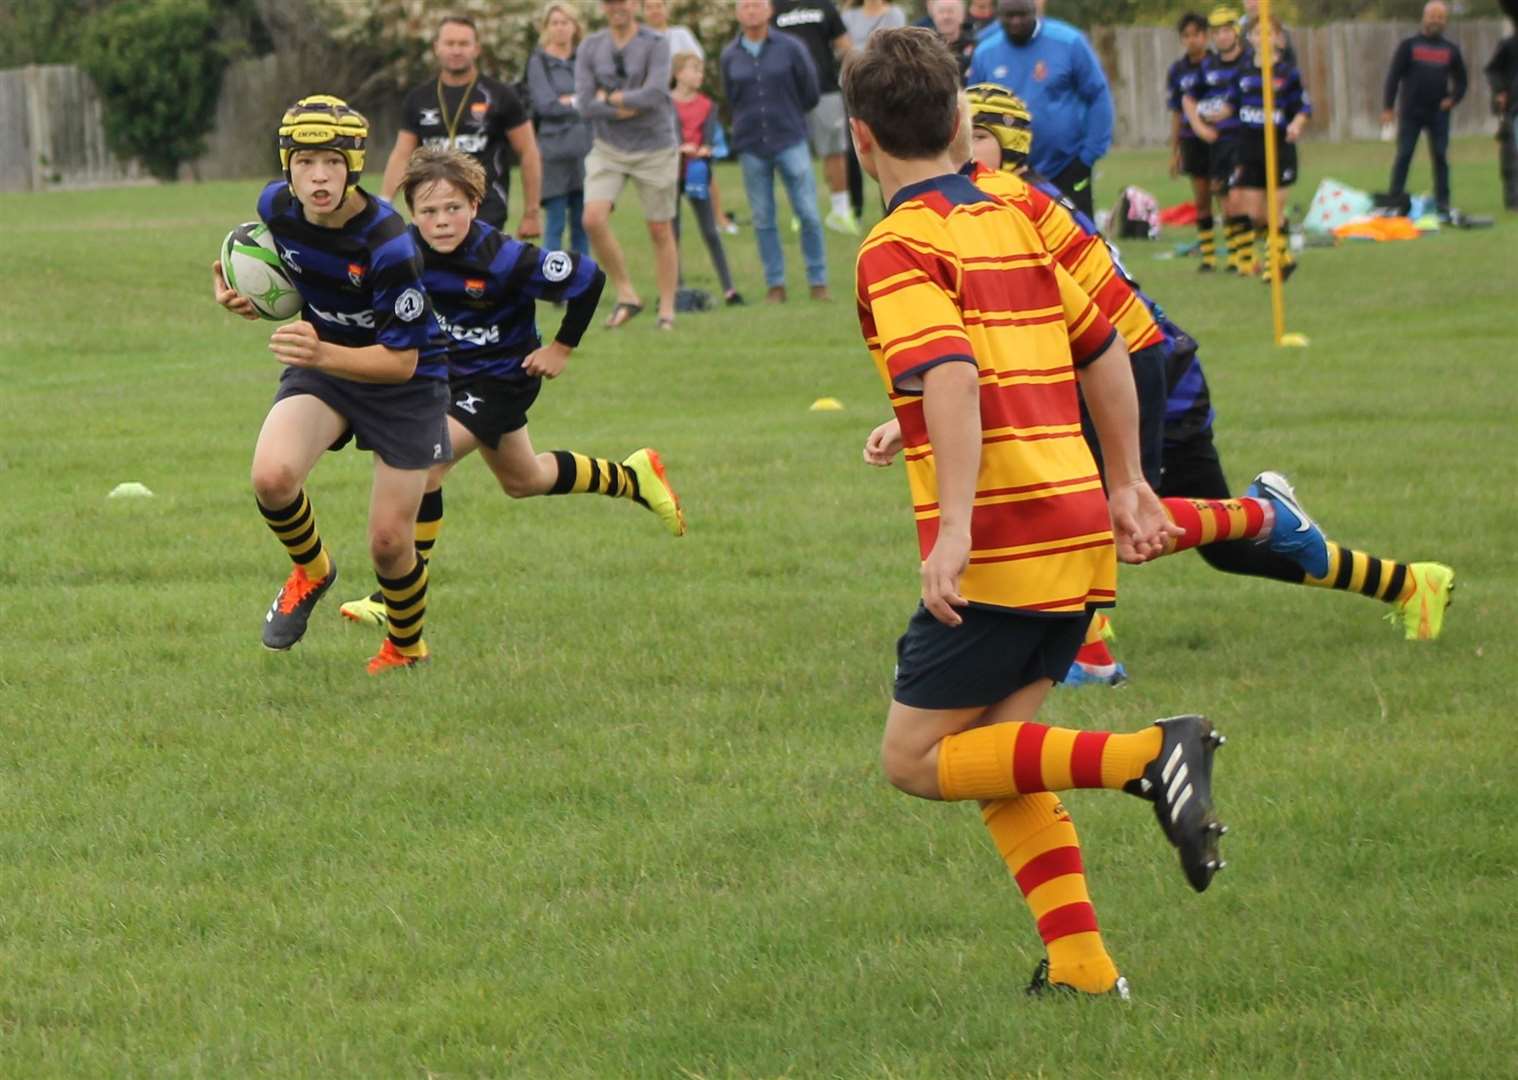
[{"xmin": 604, "ymin": 300, "xmax": 643, "ymax": 329}]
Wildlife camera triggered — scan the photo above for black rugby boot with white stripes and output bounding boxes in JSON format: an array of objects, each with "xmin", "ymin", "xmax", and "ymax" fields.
[
  {"xmin": 1125, "ymin": 714, "xmax": 1228, "ymax": 892},
  {"xmin": 1025, "ymin": 958, "xmax": 1132, "ymax": 1002}
]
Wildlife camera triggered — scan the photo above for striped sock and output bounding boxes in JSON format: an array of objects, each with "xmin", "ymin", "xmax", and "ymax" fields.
[
  {"xmin": 257, "ymin": 490, "xmax": 332, "ymax": 581},
  {"xmin": 1161, "ymin": 496, "xmax": 1271, "ymax": 555},
  {"xmin": 984, "ymin": 794, "xmax": 1119, "ymax": 994},
  {"xmin": 1304, "ymin": 542, "xmax": 1415, "ymax": 605},
  {"xmin": 547, "ymin": 451, "xmax": 643, "ymax": 504},
  {"xmin": 936, "ymin": 721, "xmax": 1163, "ymax": 801},
  {"xmin": 1197, "ymin": 215, "xmax": 1216, "ymax": 267},
  {"xmin": 376, "ymin": 556, "xmax": 429, "ymax": 659},
  {"xmin": 414, "ymin": 487, "xmax": 444, "ymax": 564},
  {"xmin": 1238, "ymin": 220, "xmax": 1258, "ymax": 274},
  {"xmin": 1224, "ymin": 216, "xmax": 1246, "ymax": 270},
  {"xmin": 1073, "ymin": 616, "xmax": 1117, "ymax": 671}
]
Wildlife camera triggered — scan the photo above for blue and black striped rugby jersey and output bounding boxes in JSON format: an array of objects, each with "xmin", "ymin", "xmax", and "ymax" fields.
[
  {"xmin": 256, "ymin": 181, "xmax": 448, "ymax": 380},
  {"xmin": 417, "ymin": 220, "xmax": 604, "ymax": 381},
  {"xmin": 1191, "ymin": 48, "xmax": 1252, "ymax": 137},
  {"xmin": 1167, "ymin": 53, "xmax": 1211, "ymax": 140},
  {"xmin": 1229, "ymin": 59, "xmax": 1311, "ymax": 134}
]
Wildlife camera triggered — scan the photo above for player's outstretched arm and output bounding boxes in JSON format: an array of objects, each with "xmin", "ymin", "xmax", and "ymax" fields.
[
  {"xmin": 268, "ymin": 321, "xmax": 417, "ymax": 383},
  {"xmin": 1076, "ymin": 338, "xmax": 1176, "ymax": 563},
  {"xmin": 211, "ymin": 260, "xmax": 259, "ymax": 321},
  {"xmin": 523, "ymin": 264, "xmax": 607, "ymax": 378},
  {"xmin": 863, "ymin": 417, "xmax": 902, "ymax": 466}
]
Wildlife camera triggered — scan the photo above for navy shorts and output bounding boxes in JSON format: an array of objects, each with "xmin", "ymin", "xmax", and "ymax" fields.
[
  {"xmin": 273, "ymin": 366, "xmax": 451, "ymax": 471},
  {"xmin": 448, "ymin": 374, "xmax": 543, "ymax": 450},
  {"xmin": 1179, "ymin": 137, "xmax": 1211, "ymax": 179},
  {"xmin": 893, "ymin": 604, "xmax": 1092, "ymax": 710}
]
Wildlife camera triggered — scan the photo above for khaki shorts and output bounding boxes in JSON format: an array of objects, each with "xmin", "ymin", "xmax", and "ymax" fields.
[
  {"xmin": 807, "ymin": 92, "xmax": 848, "ymax": 158},
  {"xmin": 583, "ymin": 140, "xmax": 679, "ymax": 222}
]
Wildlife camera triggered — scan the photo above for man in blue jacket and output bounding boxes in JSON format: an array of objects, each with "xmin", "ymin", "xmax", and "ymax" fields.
[
  {"xmin": 722, "ymin": 0, "xmax": 829, "ymax": 302},
  {"xmin": 968, "ymin": 0, "xmax": 1113, "ymax": 217}
]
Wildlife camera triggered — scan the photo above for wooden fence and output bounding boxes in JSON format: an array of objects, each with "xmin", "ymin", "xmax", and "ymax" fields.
[{"xmin": 0, "ymin": 18, "xmax": 1510, "ymax": 191}]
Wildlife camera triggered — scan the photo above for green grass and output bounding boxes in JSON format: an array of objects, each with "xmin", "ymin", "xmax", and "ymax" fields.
[{"xmin": 1, "ymin": 136, "xmax": 1515, "ymax": 1078}]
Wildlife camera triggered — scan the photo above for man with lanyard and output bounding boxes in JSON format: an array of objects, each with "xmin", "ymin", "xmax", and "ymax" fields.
[{"xmin": 380, "ymin": 14, "xmax": 543, "ymax": 238}]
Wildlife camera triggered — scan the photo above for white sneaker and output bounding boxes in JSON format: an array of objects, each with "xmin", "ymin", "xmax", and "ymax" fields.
[{"xmin": 824, "ymin": 209, "xmax": 859, "ymax": 235}]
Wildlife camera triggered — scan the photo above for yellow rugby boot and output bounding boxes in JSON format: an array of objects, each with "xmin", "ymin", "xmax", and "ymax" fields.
[
  {"xmin": 340, "ymin": 589, "xmax": 388, "ymax": 628},
  {"xmin": 1391, "ymin": 562, "xmax": 1454, "ymax": 641},
  {"xmin": 623, "ymin": 447, "xmax": 687, "ymax": 537}
]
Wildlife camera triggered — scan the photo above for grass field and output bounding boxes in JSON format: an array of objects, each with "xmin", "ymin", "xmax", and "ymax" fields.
[{"xmin": 2, "ymin": 135, "xmax": 1516, "ymax": 1078}]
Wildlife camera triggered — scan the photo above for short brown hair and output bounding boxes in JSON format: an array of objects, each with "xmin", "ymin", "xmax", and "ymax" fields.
[
  {"xmin": 670, "ymin": 51, "xmax": 703, "ymax": 81},
  {"xmin": 841, "ymin": 27, "xmax": 960, "ymax": 160},
  {"xmin": 400, "ymin": 146, "xmax": 486, "ymax": 210},
  {"xmin": 435, "ymin": 14, "xmax": 479, "ymax": 40}
]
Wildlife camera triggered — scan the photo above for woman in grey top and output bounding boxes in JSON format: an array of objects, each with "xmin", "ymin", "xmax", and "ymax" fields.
[
  {"xmin": 528, "ymin": 2, "xmax": 593, "ymax": 254},
  {"xmin": 840, "ymin": 0, "xmax": 906, "ymax": 221}
]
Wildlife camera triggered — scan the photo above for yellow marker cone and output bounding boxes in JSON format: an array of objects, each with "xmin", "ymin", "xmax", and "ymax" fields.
[
  {"xmin": 1280, "ymin": 333, "xmax": 1309, "ymax": 348},
  {"xmin": 809, "ymin": 397, "xmax": 844, "ymax": 412}
]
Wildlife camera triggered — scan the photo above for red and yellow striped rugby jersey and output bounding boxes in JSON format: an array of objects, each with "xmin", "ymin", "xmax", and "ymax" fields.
[
  {"xmin": 968, "ymin": 162, "xmax": 1166, "ymax": 355},
  {"xmin": 855, "ymin": 172, "xmax": 1119, "ymax": 615}
]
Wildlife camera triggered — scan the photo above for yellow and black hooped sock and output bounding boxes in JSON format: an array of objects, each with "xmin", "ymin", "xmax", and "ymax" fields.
[
  {"xmin": 1263, "ymin": 218, "xmax": 1294, "ymax": 274},
  {"xmin": 257, "ymin": 490, "xmax": 331, "ymax": 581},
  {"xmin": 547, "ymin": 450, "xmax": 643, "ymax": 504},
  {"xmin": 414, "ymin": 487, "xmax": 444, "ymax": 564},
  {"xmin": 1224, "ymin": 216, "xmax": 1246, "ymax": 270},
  {"xmin": 983, "ymin": 793, "xmax": 1120, "ymax": 994},
  {"xmin": 1304, "ymin": 542, "xmax": 1416, "ymax": 605},
  {"xmin": 377, "ymin": 556, "xmax": 429, "ymax": 658},
  {"xmin": 1236, "ymin": 217, "xmax": 1258, "ymax": 273},
  {"xmin": 1198, "ymin": 215, "xmax": 1216, "ymax": 267},
  {"xmin": 936, "ymin": 721, "xmax": 1163, "ymax": 802}
]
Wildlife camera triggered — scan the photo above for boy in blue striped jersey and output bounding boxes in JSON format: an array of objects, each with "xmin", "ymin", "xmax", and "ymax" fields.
[
  {"xmin": 1229, "ymin": 16, "xmax": 1310, "ymax": 281},
  {"xmin": 213, "ymin": 96, "xmax": 451, "ymax": 674},
  {"xmin": 339, "ymin": 148, "xmax": 686, "ymax": 628}
]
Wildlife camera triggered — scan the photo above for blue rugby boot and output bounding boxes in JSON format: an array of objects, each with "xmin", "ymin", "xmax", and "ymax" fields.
[{"xmin": 1248, "ymin": 470, "xmax": 1329, "ymax": 579}]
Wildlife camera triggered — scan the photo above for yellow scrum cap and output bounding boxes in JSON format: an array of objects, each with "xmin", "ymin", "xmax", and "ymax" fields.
[
  {"xmin": 965, "ymin": 83, "xmax": 1034, "ymax": 171},
  {"xmin": 278, "ymin": 94, "xmax": 368, "ymax": 196},
  {"xmin": 1208, "ymin": 6, "xmax": 1240, "ymax": 28}
]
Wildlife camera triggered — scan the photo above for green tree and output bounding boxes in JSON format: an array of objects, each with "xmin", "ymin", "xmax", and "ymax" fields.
[{"xmin": 79, "ymin": 0, "xmax": 227, "ymax": 181}]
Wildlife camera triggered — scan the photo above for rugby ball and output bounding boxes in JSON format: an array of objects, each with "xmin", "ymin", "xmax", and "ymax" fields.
[{"xmin": 220, "ymin": 222, "xmax": 302, "ymax": 320}]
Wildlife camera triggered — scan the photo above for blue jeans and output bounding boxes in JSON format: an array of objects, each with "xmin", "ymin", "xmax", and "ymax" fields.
[
  {"xmin": 739, "ymin": 141, "xmax": 827, "ymax": 289},
  {"xmin": 543, "ymin": 189, "xmax": 588, "ymax": 254},
  {"xmin": 1389, "ymin": 109, "xmax": 1451, "ymax": 210}
]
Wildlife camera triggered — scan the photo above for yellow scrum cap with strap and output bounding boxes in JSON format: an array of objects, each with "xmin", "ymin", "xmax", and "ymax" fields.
[
  {"xmin": 278, "ymin": 94, "xmax": 368, "ymax": 196},
  {"xmin": 965, "ymin": 83, "xmax": 1034, "ymax": 171}
]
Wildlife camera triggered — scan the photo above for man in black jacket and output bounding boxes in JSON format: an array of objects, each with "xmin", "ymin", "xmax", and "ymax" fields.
[
  {"xmin": 1382, "ymin": 1, "xmax": 1468, "ymax": 219},
  {"xmin": 1486, "ymin": 27, "xmax": 1518, "ymax": 210}
]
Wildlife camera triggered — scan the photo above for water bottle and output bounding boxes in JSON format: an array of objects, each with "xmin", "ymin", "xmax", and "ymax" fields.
[{"xmin": 685, "ymin": 157, "xmax": 710, "ymax": 201}]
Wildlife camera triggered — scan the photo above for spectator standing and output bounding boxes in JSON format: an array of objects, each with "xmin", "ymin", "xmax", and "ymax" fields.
[
  {"xmin": 644, "ymin": 0, "xmax": 738, "ymax": 235},
  {"xmin": 924, "ymin": 0, "xmax": 979, "ymax": 81},
  {"xmin": 841, "ymin": 0, "xmax": 907, "ymax": 219},
  {"xmin": 1484, "ymin": 27, "xmax": 1518, "ymax": 210},
  {"xmin": 379, "ymin": 14, "xmax": 542, "ymax": 237},
  {"xmin": 527, "ymin": 2, "xmax": 593, "ymax": 255},
  {"xmin": 967, "ymin": 0, "xmax": 996, "ymax": 37},
  {"xmin": 721, "ymin": 0, "xmax": 830, "ymax": 302},
  {"xmin": 967, "ymin": 0, "xmax": 1113, "ymax": 218},
  {"xmin": 670, "ymin": 52, "xmax": 742, "ymax": 304},
  {"xmin": 576, "ymin": 0, "xmax": 681, "ymax": 330},
  {"xmin": 1383, "ymin": 0, "xmax": 1468, "ymax": 220},
  {"xmin": 769, "ymin": 0, "xmax": 856, "ymax": 234},
  {"xmin": 643, "ymin": 0, "xmax": 704, "ymax": 58}
]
